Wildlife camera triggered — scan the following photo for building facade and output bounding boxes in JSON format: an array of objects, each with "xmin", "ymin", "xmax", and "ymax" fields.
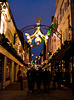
[
  {"xmin": 45, "ymin": 0, "xmax": 74, "ymax": 91},
  {"xmin": 39, "ymin": 0, "xmax": 74, "ymax": 92},
  {"xmin": 0, "ymin": 1, "xmax": 29, "ymax": 89}
]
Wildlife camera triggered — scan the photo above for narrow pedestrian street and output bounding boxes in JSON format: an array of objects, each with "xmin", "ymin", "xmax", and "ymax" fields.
[
  {"xmin": 0, "ymin": 0, "xmax": 74, "ymax": 100},
  {"xmin": 0, "ymin": 79, "xmax": 73, "ymax": 100}
]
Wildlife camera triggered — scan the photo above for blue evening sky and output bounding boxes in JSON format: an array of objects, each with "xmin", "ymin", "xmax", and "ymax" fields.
[{"xmin": 7, "ymin": 0, "xmax": 56, "ymax": 60}]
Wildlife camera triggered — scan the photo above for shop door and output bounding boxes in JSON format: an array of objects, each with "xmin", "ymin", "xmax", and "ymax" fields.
[
  {"xmin": 0, "ymin": 60, "xmax": 2, "ymax": 89},
  {"xmin": 0, "ymin": 54, "xmax": 4, "ymax": 89},
  {"xmin": 14, "ymin": 63, "xmax": 16, "ymax": 82}
]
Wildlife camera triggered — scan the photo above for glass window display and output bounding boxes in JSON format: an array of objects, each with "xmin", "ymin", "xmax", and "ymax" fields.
[{"xmin": 6, "ymin": 58, "xmax": 11, "ymax": 81}]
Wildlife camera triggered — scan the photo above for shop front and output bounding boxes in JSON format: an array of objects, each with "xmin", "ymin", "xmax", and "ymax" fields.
[
  {"xmin": 50, "ymin": 42, "xmax": 73, "ymax": 87},
  {"xmin": 5, "ymin": 58, "xmax": 11, "ymax": 85},
  {"xmin": 0, "ymin": 45, "xmax": 27, "ymax": 89},
  {"xmin": 0, "ymin": 53, "xmax": 4, "ymax": 89}
]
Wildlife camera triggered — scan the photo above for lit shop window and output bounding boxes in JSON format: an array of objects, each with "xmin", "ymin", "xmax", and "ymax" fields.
[
  {"xmin": 6, "ymin": 58, "xmax": 11, "ymax": 81},
  {"xmin": 0, "ymin": 62, "xmax": 1, "ymax": 83},
  {"xmin": 6, "ymin": 65, "xmax": 10, "ymax": 81}
]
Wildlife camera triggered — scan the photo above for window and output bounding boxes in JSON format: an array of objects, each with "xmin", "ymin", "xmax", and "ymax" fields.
[
  {"xmin": 6, "ymin": 58, "xmax": 11, "ymax": 81},
  {"xmin": 64, "ymin": 1, "xmax": 69, "ymax": 12},
  {"xmin": 60, "ymin": 8, "xmax": 64, "ymax": 19},
  {"xmin": 57, "ymin": 12, "xmax": 60, "ymax": 25},
  {"xmin": 65, "ymin": 29, "xmax": 68, "ymax": 40},
  {"xmin": 63, "ymin": 32, "xmax": 66, "ymax": 43}
]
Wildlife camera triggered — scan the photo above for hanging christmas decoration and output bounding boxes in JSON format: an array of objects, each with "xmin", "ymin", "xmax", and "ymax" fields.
[
  {"xmin": 25, "ymin": 18, "xmax": 55, "ymax": 46},
  {"xmin": 28, "ymin": 50, "xmax": 31, "ymax": 55},
  {"xmin": 39, "ymin": 37, "xmax": 45, "ymax": 43},
  {"xmin": 33, "ymin": 42, "xmax": 37, "ymax": 47}
]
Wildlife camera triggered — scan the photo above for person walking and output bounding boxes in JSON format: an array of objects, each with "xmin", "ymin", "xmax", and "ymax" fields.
[
  {"xmin": 27, "ymin": 68, "xmax": 31, "ymax": 92},
  {"xmin": 31, "ymin": 67, "xmax": 36, "ymax": 92},
  {"xmin": 56, "ymin": 69, "xmax": 62, "ymax": 89},
  {"xmin": 43, "ymin": 68, "xmax": 48, "ymax": 92},
  {"xmin": 47, "ymin": 69, "xmax": 51, "ymax": 89},
  {"xmin": 27, "ymin": 67, "xmax": 36, "ymax": 92},
  {"xmin": 36, "ymin": 67, "xmax": 42, "ymax": 92},
  {"xmin": 52, "ymin": 68, "xmax": 56, "ymax": 89},
  {"xmin": 17, "ymin": 68, "xmax": 23, "ymax": 90}
]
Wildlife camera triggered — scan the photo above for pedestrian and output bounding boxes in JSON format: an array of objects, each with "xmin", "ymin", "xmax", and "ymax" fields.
[
  {"xmin": 56, "ymin": 69, "xmax": 62, "ymax": 89},
  {"xmin": 27, "ymin": 68, "xmax": 31, "ymax": 92},
  {"xmin": 47, "ymin": 69, "xmax": 51, "ymax": 89},
  {"xmin": 52, "ymin": 68, "xmax": 56, "ymax": 89},
  {"xmin": 17, "ymin": 68, "xmax": 23, "ymax": 90},
  {"xmin": 43, "ymin": 68, "xmax": 48, "ymax": 92},
  {"xmin": 64, "ymin": 68, "xmax": 70, "ymax": 86},
  {"xmin": 27, "ymin": 67, "xmax": 36, "ymax": 92},
  {"xmin": 36, "ymin": 67, "xmax": 42, "ymax": 92},
  {"xmin": 31, "ymin": 67, "xmax": 36, "ymax": 92}
]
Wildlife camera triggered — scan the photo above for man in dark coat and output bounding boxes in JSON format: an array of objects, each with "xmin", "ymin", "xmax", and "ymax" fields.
[
  {"xmin": 43, "ymin": 68, "xmax": 48, "ymax": 91},
  {"xmin": 47, "ymin": 70, "xmax": 51, "ymax": 89},
  {"xmin": 36, "ymin": 67, "xmax": 42, "ymax": 92},
  {"xmin": 56, "ymin": 70, "xmax": 62, "ymax": 89},
  {"xmin": 27, "ymin": 67, "xmax": 36, "ymax": 92},
  {"xmin": 17, "ymin": 68, "xmax": 23, "ymax": 90},
  {"xmin": 27, "ymin": 68, "xmax": 31, "ymax": 92},
  {"xmin": 52, "ymin": 68, "xmax": 56, "ymax": 89}
]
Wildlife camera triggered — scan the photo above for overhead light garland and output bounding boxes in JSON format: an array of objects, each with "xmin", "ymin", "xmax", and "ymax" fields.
[
  {"xmin": 31, "ymin": 53, "xmax": 41, "ymax": 62},
  {"xmin": 25, "ymin": 18, "xmax": 55, "ymax": 47},
  {"xmin": 31, "ymin": 54, "xmax": 38, "ymax": 59}
]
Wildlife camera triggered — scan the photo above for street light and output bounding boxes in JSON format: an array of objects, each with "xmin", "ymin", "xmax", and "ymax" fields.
[{"xmin": 48, "ymin": 51, "xmax": 52, "ymax": 56}]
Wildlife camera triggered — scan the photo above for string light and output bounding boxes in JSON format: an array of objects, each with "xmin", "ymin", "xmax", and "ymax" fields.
[
  {"xmin": 27, "ymin": 35, "xmax": 30, "ymax": 39},
  {"xmin": 30, "ymin": 45, "xmax": 33, "ymax": 47},
  {"xmin": 37, "ymin": 42, "xmax": 39, "ymax": 45},
  {"xmin": 32, "ymin": 54, "xmax": 34, "ymax": 56},
  {"xmin": 36, "ymin": 56, "xmax": 38, "ymax": 58},
  {"xmin": 45, "ymin": 36, "xmax": 48, "ymax": 39}
]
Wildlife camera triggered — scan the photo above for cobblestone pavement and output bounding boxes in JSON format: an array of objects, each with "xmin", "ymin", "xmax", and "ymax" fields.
[{"xmin": 0, "ymin": 80, "xmax": 74, "ymax": 100}]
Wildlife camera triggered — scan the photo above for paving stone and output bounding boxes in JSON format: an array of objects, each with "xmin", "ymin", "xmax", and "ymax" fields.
[{"xmin": 0, "ymin": 80, "xmax": 74, "ymax": 100}]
